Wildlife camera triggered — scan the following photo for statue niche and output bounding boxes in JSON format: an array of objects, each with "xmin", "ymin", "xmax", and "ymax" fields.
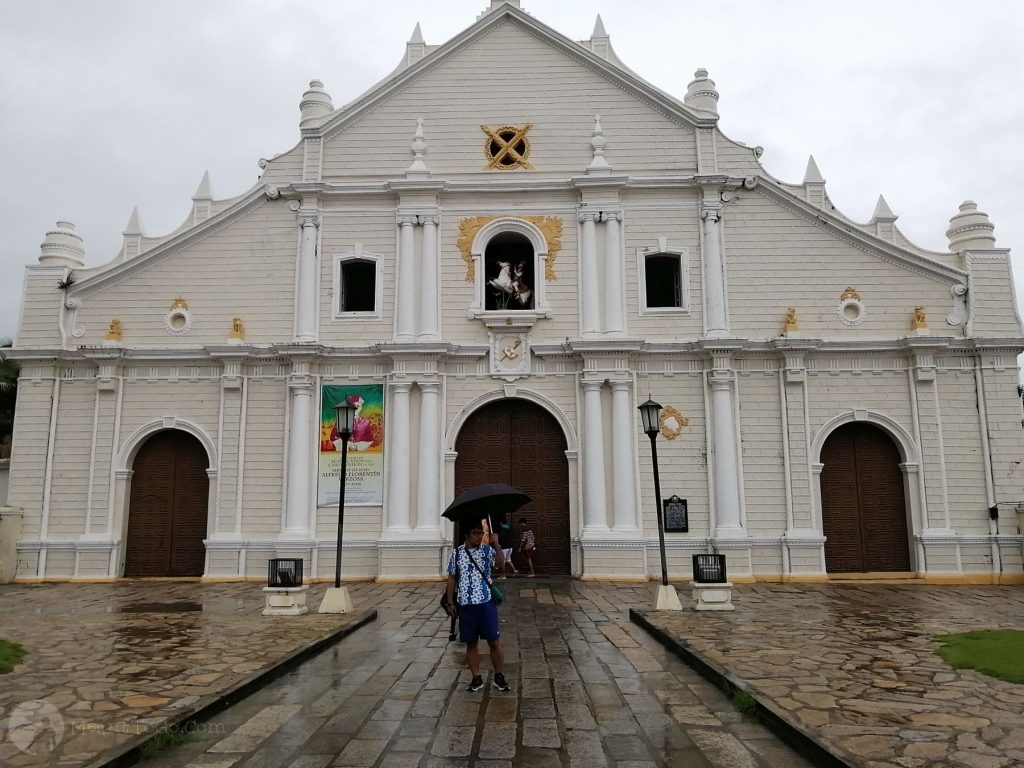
[{"xmin": 484, "ymin": 232, "xmax": 535, "ymax": 311}]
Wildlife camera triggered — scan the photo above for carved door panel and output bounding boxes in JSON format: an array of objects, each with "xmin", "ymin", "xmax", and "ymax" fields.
[
  {"xmin": 125, "ymin": 431, "xmax": 209, "ymax": 577},
  {"xmin": 821, "ymin": 423, "xmax": 910, "ymax": 573},
  {"xmin": 454, "ymin": 399, "xmax": 570, "ymax": 575}
]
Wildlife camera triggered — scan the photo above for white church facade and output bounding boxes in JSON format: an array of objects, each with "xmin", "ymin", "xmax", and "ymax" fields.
[{"xmin": 5, "ymin": 0, "xmax": 1024, "ymax": 584}]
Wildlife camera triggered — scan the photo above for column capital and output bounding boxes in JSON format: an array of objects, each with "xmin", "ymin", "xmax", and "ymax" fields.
[
  {"xmin": 390, "ymin": 381, "xmax": 414, "ymax": 393},
  {"xmin": 418, "ymin": 380, "xmax": 441, "ymax": 394},
  {"xmin": 287, "ymin": 374, "xmax": 314, "ymax": 391},
  {"xmin": 290, "ymin": 202, "xmax": 320, "ymax": 228},
  {"xmin": 397, "ymin": 214, "xmax": 420, "ymax": 227},
  {"xmin": 708, "ymin": 373, "xmax": 734, "ymax": 390},
  {"xmin": 420, "ymin": 215, "xmax": 439, "ymax": 227},
  {"xmin": 699, "ymin": 205, "xmax": 722, "ymax": 223},
  {"xmin": 608, "ymin": 379, "xmax": 632, "ymax": 392},
  {"xmin": 581, "ymin": 379, "xmax": 605, "ymax": 392},
  {"xmin": 600, "ymin": 211, "xmax": 622, "ymax": 223},
  {"xmin": 578, "ymin": 210, "xmax": 601, "ymax": 224}
]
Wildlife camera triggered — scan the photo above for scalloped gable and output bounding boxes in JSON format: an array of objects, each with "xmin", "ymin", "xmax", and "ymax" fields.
[{"xmin": 312, "ymin": 8, "xmax": 711, "ymax": 179}]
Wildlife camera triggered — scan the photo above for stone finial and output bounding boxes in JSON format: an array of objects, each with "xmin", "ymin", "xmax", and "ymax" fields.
[
  {"xmin": 406, "ymin": 22, "xmax": 426, "ymax": 66},
  {"xmin": 299, "ymin": 79, "xmax": 334, "ymax": 127},
  {"xmin": 104, "ymin": 319, "xmax": 123, "ymax": 343},
  {"xmin": 783, "ymin": 307, "xmax": 800, "ymax": 333},
  {"xmin": 592, "ymin": 14, "xmax": 607, "ymax": 37},
  {"xmin": 589, "ymin": 14, "xmax": 610, "ymax": 59},
  {"xmin": 911, "ymin": 306, "xmax": 928, "ymax": 331},
  {"xmin": 803, "ymin": 156, "xmax": 825, "ymax": 184},
  {"xmin": 406, "ymin": 118, "xmax": 430, "ymax": 178},
  {"xmin": 872, "ymin": 194, "xmax": 897, "ymax": 222},
  {"xmin": 684, "ymin": 68, "xmax": 719, "ymax": 118},
  {"xmin": 192, "ymin": 171, "xmax": 213, "ymax": 225},
  {"xmin": 587, "ymin": 115, "xmax": 611, "ymax": 174},
  {"xmin": 120, "ymin": 207, "xmax": 144, "ymax": 261},
  {"xmin": 946, "ymin": 200, "xmax": 996, "ymax": 253},
  {"xmin": 228, "ymin": 316, "xmax": 245, "ymax": 342},
  {"xmin": 39, "ymin": 220, "xmax": 86, "ymax": 267},
  {"xmin": 479, "ymin": 0, "xmax": 520, "ymax": 19}
]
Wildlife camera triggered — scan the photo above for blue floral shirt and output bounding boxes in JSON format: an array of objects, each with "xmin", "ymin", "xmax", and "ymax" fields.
[{"xmin": 446, "ymin": 545, "xmax": 496, "ymax": 606}]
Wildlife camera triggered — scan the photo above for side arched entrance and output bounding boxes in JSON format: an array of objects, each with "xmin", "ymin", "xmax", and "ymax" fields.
[
  {"xmin": 124, "ymin": 430, "xmax": 210, "ymax": 577},
  {"xmin": 454, "ymin": 398, "xmax": 570, "ymax": 575},
  {"xmin": 820, "ymin": 422, "xmax": 911, "ymax": 573}
]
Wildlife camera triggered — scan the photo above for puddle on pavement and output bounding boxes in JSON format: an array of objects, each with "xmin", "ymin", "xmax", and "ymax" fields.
[{"xmin": 117, "ymin": 602, "xmax": 205, "ymax": 614}]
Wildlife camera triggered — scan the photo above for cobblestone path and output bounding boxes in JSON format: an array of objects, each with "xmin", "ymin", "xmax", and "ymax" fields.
[{"xmin": 139, "ymin": 579, "xmax": 812, "ymax": 767}]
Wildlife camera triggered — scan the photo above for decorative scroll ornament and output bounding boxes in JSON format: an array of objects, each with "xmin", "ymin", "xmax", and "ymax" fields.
[
  {"xmin": 659, "ymin": 406, "xmax": 689, "ymax": 440},
  {"xmin": 482, "ymin": 124, "xmax": 533, "ymax": 170},
  {"xmin": 946, "ymin": 283, "xmax": 969, "ymax": 327},
  {"xmin": 456, "ymin": 215, "xmax": 563, "ymax": 282}
]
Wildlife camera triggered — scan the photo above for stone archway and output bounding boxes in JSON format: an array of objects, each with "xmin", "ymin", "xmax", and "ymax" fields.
[
  {"xmin": 820, "ymin": 421, "xmax": 911, "ymax": 573},
  {"xmin": 454, "ymin": 398, "xmax": 570, "ymax": 575},
  {"xmin": 124, "ymin": 430, "xmax": 210, "ymax": 577}
]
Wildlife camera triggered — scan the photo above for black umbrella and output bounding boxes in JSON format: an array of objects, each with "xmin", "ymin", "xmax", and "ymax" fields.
[{"xmin": 442, "ymin": 483, "xmax": 531, "ymax": 527}]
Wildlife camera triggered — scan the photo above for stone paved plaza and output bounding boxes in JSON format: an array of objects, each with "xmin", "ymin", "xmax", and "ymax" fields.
[
  {"xmin": 639, "ymin": 583, "xmax": 1024, "ymax": 767},
  {"xmin": 2, "ymin": 579, "xmax": 1024, "ymax": 766}
]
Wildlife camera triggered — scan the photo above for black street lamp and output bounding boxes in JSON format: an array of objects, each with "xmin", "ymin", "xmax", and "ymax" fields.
[
  {"xmin": 332, "ymin": 400, "xmax": 357, "ymax": 589},
  {"xmin": 638, "ymin": 397, "xmax": 669, "ymax": 587}
]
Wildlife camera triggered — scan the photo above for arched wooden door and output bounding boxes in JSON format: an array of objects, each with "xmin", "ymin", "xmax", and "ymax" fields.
[
  {"xmin": 820, "ymin": 422, "xmax": 910, "ymax": 573},
  {"xmin": 124, "ymin": 430, "xmax": 210, "ymax": 577},
  {"xmin": 454, "ymin": 399, "xmax": 570, "ymax": 575}
]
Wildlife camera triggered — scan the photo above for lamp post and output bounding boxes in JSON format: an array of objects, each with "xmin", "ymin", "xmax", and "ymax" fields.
[
  {"xmin": 319, "ymin": 400, "xmax": 356, "ymax": 613},
  {"xmin": 638, "ymin": 396, "xmax": 682, "ymax": 610}
]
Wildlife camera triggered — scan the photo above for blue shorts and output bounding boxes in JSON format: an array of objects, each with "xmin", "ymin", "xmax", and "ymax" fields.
[{"xmin": 458, "ymin": 601, "xmax": 500, "ymax": 643}]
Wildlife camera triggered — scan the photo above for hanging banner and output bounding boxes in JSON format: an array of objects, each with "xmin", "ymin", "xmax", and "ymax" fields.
[{"xmin": 318, "ymin": 384, "xmax": 385, "ymax": 506}]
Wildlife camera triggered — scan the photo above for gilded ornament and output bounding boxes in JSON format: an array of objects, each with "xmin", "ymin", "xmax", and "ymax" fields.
[
  {"xmin": 911, "ymin": 306, "xmax": 927, "ymax": 330},
  {"xmin": 105, "ymin": 319, "xmax": 123, "ymax": 342},
  {"xmin": 171, "ymin": 297, "xmax": 189, "ymax": 310},
  {"xmin": 482, "ymin": 124, "xmax": 533, "ymax": 170},
  {"xmin": 659, "ymin": 406, "xmax": 688, "ymax": 440},
  {"xmin": 456, "ymin": 215, "xmax": 563, "ymax": 283},
  {"xmin": 783, "ymin": 307, "xmax": 799, "ymax": 332},
  {"xmin": 840, "ymin": 286, "xmax": 861, "ymax": 301},
  {"xmin": 229, "ymin": 316, "xmax": 246, "ymax": 340}
]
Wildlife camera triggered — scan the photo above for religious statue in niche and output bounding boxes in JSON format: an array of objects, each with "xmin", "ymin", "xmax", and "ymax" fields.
[{"xmin": 484, "ymin": 232, "xmax": 535, "ymax": 311}]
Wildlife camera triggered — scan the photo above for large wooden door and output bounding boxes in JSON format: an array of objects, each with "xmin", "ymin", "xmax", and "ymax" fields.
[
  {"xmin": 821, "ymin": 422, "xmax": 910, "ymax": 573},
  {"xmin": 454, "ymin": 399, "xmax": 570, "ymax": 575},
  {"xmin": 124, "ymin": 431, "xmax": 210, "ymax": 577}
]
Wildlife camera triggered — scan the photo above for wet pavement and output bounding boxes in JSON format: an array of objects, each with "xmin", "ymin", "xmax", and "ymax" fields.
[
  {"xmin": 637, "ymin": 583, "xmax": 1024, "ymax": 768},
  {"xmin": 0, "ymin": 581, "xmax": 377, "ymax": 767},
  {"xmin": 3, "ymin": 579, "xmax": 1022, "ymax": 767}
]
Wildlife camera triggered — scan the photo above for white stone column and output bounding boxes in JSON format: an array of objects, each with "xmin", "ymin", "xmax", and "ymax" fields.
[
  {"xmin": 415, "ymin": 381, "xmax": 441, "ymax": 531},
  {"xmin": 283, "ymin": 372, "xmax": 314, "ymax": 539},
  {"xmin": 603, "ymin": 212, "xmax": 625, "ymax": 335},
  {"xmin": 418, "ymin": 216, "xmax": 440, "ymax": 341},
  {"xmin": 395, "ymin": 216, "xmax": 418, "ymax": 341},
  {"xmin": 581, "ymin": 379, "xmax": 609, "ymax": 532},
  {"xmin": 579, "ymin": 211, "xmax": 601, "ymax": 336},
  {"xmin": 295, "ymin": 209, "xmax": 319, "ymax": 343},
  {"xmin": 386, "ymin": 382, "xmax": 413, "ymax": 531},
  {"xmin": 609, "ymin": 380, "xmax": 638, "ymax": 530},
  {"xmin": 701, "ymin": 205, "xmax": 729, "ymax": 339},
  {"xmin": 709, "ymin": 373, "xmax": 744, "ymax": 538}
]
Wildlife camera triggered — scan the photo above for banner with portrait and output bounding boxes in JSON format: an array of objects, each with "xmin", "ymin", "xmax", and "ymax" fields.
[{"xmin": 317, "ymin": 384, "xmax": 385, "ymax": 506}]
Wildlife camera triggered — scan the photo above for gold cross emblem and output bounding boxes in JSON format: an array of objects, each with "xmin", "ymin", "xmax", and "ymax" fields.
[{"xmin": 482, "ymin": 124, "xmax": 533, "ymax": 170}]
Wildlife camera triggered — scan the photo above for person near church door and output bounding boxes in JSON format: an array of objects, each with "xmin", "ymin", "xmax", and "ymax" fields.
[
  {"xmin": 518, "ymin": 518, "xmax": 537, "ymax": 577},
  {"xmin": 497, "ymin": 518, "xmax": 519, "ymax": 579},
  {"xmin": 444, "ymin": 524, "xmax": 511, "ymax": 692}
]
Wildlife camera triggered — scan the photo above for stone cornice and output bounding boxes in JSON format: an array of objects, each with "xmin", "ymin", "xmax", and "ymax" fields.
[{"xmin": 756, "ymin": 180, "xmax": 967, "ymax": 285}]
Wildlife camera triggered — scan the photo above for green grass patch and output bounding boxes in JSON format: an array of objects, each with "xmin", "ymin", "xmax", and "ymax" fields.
[
  {"xmin": 934, "ymin": 630, "xmax": 1024, "ymax": 685},
  {"xmin": 731, "ymin": 689, "xmax": 757, "ymax": 714},
  {"xmin": 139, "ymin": 728, "xmax": 192, "ymax": 760},
  {"xmin": 0, "ymin": 639, "xmax": 27, "ymax": 674}
]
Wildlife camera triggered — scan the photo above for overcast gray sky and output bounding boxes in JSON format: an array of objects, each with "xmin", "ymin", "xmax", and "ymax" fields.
[{"xmin": 2, "ymin": 0, "xmax": 1022, "ymax": 346}]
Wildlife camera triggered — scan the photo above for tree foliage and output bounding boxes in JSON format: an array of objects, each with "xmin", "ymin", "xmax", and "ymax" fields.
[{"xmin": 0, "ymin": 337, "xmax": 17, "ymax": 456}]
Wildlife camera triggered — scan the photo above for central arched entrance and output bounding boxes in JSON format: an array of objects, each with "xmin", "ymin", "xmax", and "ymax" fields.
[
  {"xmin": 820, "ymin": 422, "xmax": 911, "ymax": 573},
  {"xmin": 124, "ymin": 430, "xmax": 210, "ymax": 577},
  {"xmin": 454, "ymin": 398, "xmax": 570, "ymax": 575}
]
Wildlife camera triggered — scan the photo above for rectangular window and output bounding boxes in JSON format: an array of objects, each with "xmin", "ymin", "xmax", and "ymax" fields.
[
  {"xmin": 339, "ymin": 260, "xmax": 376, "ymax": 313},
  {"xmin": 645, "ymin": 254, "xmax": 682, "ymax": 308}
]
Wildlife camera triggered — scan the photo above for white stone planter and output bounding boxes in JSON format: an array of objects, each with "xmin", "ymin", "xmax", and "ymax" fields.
[
  {"xmin": 690, "ymin": 581, "xmax": 735, "ymax": 611},
  {"xmin": 262, "ymin": 585, "xmax": 309, "ymax": 616}
]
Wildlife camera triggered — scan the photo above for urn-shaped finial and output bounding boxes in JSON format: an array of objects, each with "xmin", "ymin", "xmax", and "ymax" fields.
[
  {"xmin": 299, "ymin": 79, "xmax": 334, "ymax": 127},
  {"xmin": 684, "ymin": 68, "xmax": 719, "ymax": 118},
  {"xmin": 946, "ymin": 200, "xmax": 996, "ymax": 252},
  {"xmin": 39, "ymin": 220, "xmax": 86, "ymax": 267}
]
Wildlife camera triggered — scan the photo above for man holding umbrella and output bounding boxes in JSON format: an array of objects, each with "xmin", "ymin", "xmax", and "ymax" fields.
[{"xmin": 444, "ymin": 524, "xmax": 511, "ymax": 692}]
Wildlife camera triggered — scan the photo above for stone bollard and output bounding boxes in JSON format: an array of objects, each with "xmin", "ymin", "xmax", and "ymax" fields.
[
  {"xmin": 690, "ymin": 581, "xmax": 735, "ymax": 611},
  {"xmin": 262, "ymin": 585, "xmax": 310, "ymax": 616}
]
